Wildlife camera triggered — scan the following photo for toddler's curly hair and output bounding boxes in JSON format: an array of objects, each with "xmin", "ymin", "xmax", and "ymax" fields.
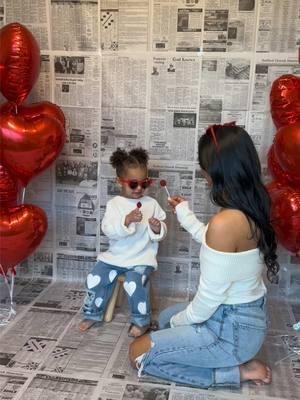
[{"xmin": 110, "ymin": 147, "xmax": 149, "ymax": 176}]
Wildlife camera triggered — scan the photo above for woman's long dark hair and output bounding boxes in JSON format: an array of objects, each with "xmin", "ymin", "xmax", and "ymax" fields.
[{"xmin": 198, "ymin": 125, "xmax": 279, "ymax": 283}]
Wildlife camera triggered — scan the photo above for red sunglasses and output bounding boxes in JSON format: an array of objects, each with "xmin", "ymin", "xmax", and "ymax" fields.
[{"xmin": 118, "ymin": 177, "xmax": 152, "ymax": 190}]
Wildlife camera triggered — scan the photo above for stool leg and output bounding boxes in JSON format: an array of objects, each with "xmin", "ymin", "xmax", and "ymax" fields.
[{"xmin": 104, "ymin": 279, "xmax": 122, "ymax": 322}]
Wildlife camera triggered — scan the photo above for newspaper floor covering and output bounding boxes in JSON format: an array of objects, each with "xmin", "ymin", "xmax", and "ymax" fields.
[{"xmin": 0, "ymin": 278, "xmax": 299, "ymax": 400}]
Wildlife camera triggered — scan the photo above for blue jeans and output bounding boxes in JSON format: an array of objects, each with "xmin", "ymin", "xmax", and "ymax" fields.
[
  {"xmin": 139, "ymin": 296, "xmax": 267, "ymax": 387},
  {"xmin": 82, "ymin": 261, "xmax": 154, "ymax": 327}
]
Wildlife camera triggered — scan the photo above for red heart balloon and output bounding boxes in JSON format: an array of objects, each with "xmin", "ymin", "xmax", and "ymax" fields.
[
  {"xmin": 0, "ymin": 23, "xmax": 40, "ymax": 105},
  {"xmin": 0, "ymin": 204, "xmax": 48, "ymax": 274},
  {"xmin": 0, "ymin": 106, "xmax": 66, "ymax": 186},
  {"xmin": 0, "ymin": 164, "xmax": 18, "ymax": 208},
  {"xmin": 274, "ymin": 122, "xmax": 300, "ymax": 177},
  {"xmin": 270, "ymin": 74, "xmax": 300, "ymax": 129},
  {"xmin": 0, "ymin": 101, "xmax": 65, "ymax": 128},
  {"xmin": 267, "ymin": 145, "xmax": 300, "ymax": 188},
  {"xmin": 267, "ymin": 183, "xmax": 300, "ymax": 255}
]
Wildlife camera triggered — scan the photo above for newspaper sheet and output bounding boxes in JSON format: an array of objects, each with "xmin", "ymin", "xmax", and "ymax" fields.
[
  {"xmin": 26, "ymin": 54, "xmax": 52, "ymax": 103},
  {"xmin": 5, "ymin": 0, "xmax": 49, "ymax": 49},
  {"xmin": 0, "ymin": 0, "xmax": 4, "ymax": 28},
  {"xmin": 1, "ymin": 279, "xmax": 300, "ymax": 399},
  {"xmin": 0, "ymin": 371, "xmax": 28, "ymax": 400},
  {"xmin": 200, "ymin": 56, "xmax": 251, "ymax": 119},
  {"xmin": 101, "ymin": 0, "xmax": 150, "ymax": 51},
  {"xmin": 54, "ymin": 54, "xmax": 101, "ymax": 107},
  {"xmin": 152, "ymin": 0, "xmax": 203, "ymax": 52},
  {"xmin": 203, "ymin": 0, "xmax": 256, "ymax": 53},
  {"xmin": 256, "ymin": 0, "xmax": 300, "ymax": 53},
  {"xmin": 21, "ymin": 373, "xmax": 98, "ymax": 399},
  {"xmin": 61, "ymin": 107, "xmax": 101, "ymax": 159},
  {"xmin": 152, "ymin": 0, "xmax": 256, "ymax": 52},
  {"xmin": 102, "ymin": 55, "xmax": 148, "ymax": 108},
  {"xmin": 51, "ymin": 0, "xmax": 98, "ymax": 51},
  {"xmin": 250, "ymin": 55, "xmax": 300, "ymax": 157},
  {"xmin": 148, "ymin": 109, "xmax": 197, "ymax": 161},
  {"xmin": 101, "ymin": 107, "xmax": 147, "ymax": 163},
  {"xmin": 56, "ymin": 253, "xmax": 97, "ymax": 281}
]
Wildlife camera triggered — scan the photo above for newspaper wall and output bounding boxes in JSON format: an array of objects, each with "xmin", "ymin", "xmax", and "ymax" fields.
[{"xmin": 1, "ymin": 0, "xmax": 298, "ymax": 303}]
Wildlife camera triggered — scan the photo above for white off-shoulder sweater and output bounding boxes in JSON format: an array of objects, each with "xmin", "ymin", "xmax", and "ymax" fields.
[{"xmin": 170, "ymin": 201, "xmax": 266, "ymax": 328}]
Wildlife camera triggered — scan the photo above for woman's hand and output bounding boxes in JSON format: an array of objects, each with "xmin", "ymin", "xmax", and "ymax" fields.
[{"xmin": 168, "ymin": 196, "xmax": 186, "ymax": 213}]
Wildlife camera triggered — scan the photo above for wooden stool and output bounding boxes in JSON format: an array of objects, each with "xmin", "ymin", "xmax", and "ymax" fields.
[{"xmin": 103, "ymin": 273, "xmax": 157, "ymax": 322}]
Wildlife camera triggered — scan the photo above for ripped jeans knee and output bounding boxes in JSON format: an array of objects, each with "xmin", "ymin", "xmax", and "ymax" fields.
[{"xmin": 82, "ymin": 289, "xmax": 103, "ymax": 321}]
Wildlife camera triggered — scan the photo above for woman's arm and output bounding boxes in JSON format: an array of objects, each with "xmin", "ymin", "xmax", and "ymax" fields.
[{"xmin": 171, "ymin": 198, "xmax": 206, "ymax": 243}]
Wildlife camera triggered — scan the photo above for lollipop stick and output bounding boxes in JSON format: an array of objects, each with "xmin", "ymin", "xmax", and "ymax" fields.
[{"xmin": 164, "ymin": 186, "xmax": 171, "ymax": 198}]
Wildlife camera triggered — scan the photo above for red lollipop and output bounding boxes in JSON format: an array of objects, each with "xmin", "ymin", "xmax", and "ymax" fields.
[
  {"xmin": 160, "ymin": 179, "xmax": 171, "ymax": 197},
  {"xmin": 136, "ymin": 202, "xmax": 142, "ymax": 208}
]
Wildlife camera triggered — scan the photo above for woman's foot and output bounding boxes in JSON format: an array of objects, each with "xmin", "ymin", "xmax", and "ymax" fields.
[
  {"xmin": 240, "ymin": 359, "xmax": 272, "ymax": 385},
  {"xmin": 79, "ymin": 319, "xmax": 96, "ymax": 332},
  {"xmin": 128, "ymin": 324, "xmax": 149, "ymax": 338}
]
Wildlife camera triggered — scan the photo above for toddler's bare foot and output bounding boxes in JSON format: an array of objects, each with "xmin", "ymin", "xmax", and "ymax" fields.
[
  {"xmin": 240, "ymin": 359, "xmax": 271, "ymax": 385},
  {"xmin": 79, "ymin": 319, "xmax": 96, "ymax": 332},
  {"xmin": 128, "ymin": 324, "xmax": 149, "ymax": 338}
]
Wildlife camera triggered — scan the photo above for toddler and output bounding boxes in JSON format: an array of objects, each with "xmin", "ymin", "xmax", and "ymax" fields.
[{"xmin": 79, "ymin": 148, "xmax": 167, "ymax": 337}]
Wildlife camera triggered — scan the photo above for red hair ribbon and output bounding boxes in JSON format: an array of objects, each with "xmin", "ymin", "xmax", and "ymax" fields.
[{"xmin": 207, "ymin": 121, "xmax": 236, "ymax": 147}]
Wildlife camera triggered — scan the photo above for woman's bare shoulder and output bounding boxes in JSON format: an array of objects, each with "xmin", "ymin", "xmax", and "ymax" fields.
[{"xmin": 206, "ymin": 209, "xmax": 253, "ymax": 252}]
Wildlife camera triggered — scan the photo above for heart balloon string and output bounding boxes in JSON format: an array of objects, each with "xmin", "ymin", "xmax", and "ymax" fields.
[{"xmin": 0, "ymin": 264, "xmax": 16, "ymax": 327}]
